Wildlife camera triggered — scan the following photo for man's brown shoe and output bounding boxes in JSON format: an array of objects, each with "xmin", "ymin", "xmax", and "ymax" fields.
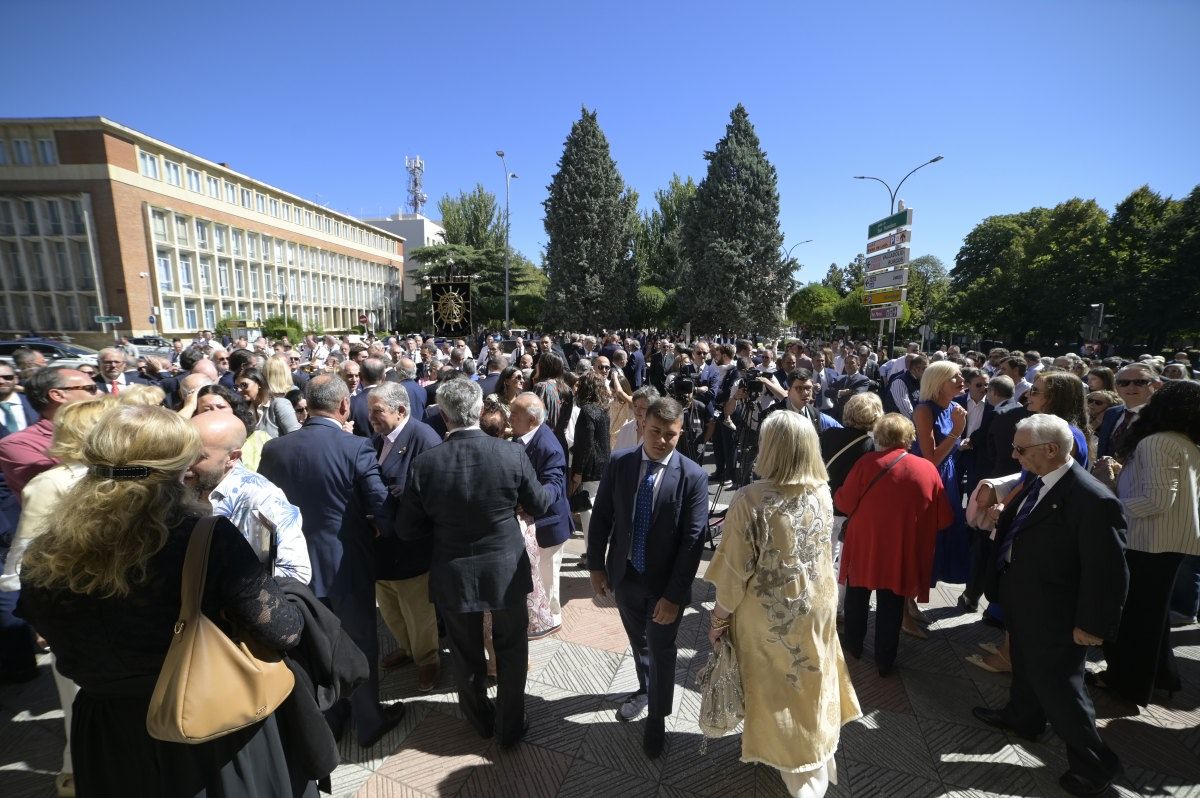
[
  {"xmin": 382, "ymin": 650, "xmax": 412, "ymax": 669},
  {"xmin": 418, "ymin": 664, "xmax": 439, "ymax": 692}
]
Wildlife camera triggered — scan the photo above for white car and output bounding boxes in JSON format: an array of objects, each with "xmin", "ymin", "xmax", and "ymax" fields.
[{"xmin": 0, "ymin": 338, "xmax": 100, "ymax": 369}]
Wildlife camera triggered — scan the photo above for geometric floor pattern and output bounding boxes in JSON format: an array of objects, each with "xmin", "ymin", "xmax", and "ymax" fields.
[{"xmin": 3, "ymin": 540, "xmax": 1199, "ymax": 797}]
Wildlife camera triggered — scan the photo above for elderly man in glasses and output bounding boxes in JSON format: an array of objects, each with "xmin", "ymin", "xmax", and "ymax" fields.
[
  {"xmin": 0, "ymin": 367, "xmax": 96, "ymax": 498},
  {"xmin": 1096, "ymin": 362, "xmax": 1161, "ymax": 460}
]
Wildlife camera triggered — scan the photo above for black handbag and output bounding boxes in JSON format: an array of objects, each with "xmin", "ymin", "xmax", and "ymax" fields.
[{"xmin": 569, "ymin": 488, "xmax": 592, "ymax": 513}]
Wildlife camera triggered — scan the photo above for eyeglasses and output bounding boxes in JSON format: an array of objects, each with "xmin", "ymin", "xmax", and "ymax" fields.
[
  {"xmin": 597, "ymin": 365, "xmax": 611, "ymax": 372},
  {"xmin": 0, "ymin": 375, "xmax": 15, "ymax": 381},
  {"xmin": 1012, "ymin": 441, "xmax": 1053, "ymax": 456},
  {"xmin": 235, "ymin": 382, "xmax": 254, "ymax": 390},
  {"xmin": 1026, "ymin": 387, "xmax": 1041, "ymax": 396},
  {"xmin": 1116, "ymin": 378, "xmax": 1152, "ymax": 388},
  {"xmin": 59, "ymin": 383, "xmax": 99, "ymax": 394}
]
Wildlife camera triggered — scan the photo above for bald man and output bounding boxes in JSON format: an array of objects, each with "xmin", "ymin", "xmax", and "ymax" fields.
[{"xmin": 186, "ymin": 411, "xmax": 310, "ymax": 583}]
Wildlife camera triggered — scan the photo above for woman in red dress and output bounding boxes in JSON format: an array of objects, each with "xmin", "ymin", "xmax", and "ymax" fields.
[{"xmin": 835, "ymin": 413, "xmax": 953, "ymax": 676}]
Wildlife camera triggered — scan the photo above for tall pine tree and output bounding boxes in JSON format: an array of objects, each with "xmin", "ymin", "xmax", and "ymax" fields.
[
  {"xmin": 680, "ymin": 104, "xmax": 788, "ymax": 335},
  {"xmin": 542, "ymin": 107, "xmax": 637, "ymax": 330}
]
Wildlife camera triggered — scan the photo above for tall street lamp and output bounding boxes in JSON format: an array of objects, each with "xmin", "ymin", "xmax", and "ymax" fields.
[
  {"xmin": 781, "ymin": 238, "xmax": 813, "ymax": 269},
  {"xmin": 854, "ymin": 155, "xmax": 944, "ymax": 214},
  {"xmin": 496, "ymin": 150, "xmax": 518, "ymax": 332}
]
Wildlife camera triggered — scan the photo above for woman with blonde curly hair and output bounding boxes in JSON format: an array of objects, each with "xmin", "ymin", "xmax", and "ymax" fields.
[{"xmin": 17, "ymin": 405, "xmax": 311, "ymax": 797}]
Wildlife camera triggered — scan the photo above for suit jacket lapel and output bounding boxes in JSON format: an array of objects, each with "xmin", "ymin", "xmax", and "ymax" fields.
[
  {"xmin": 1010, "ymin": 465, "xmax": 1077, "ymax": 541},
  {"xmin": 650, "ymin": 454, "xmax": 681, "ymax": 527}
]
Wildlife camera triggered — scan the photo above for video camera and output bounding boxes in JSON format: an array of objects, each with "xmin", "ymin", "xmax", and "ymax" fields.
[{"xmin": 670, "ymin": 376, "xmax": 695, "ymax": 400}]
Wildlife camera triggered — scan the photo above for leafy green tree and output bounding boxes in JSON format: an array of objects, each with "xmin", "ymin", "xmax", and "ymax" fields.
[
  {"xmin": 1107, "ymin": 185, "xmax": 1179, "ymax": 346},
  {"xmin": 261, "ymin": 314, "xmax": 302, "ymax": 343},
  {"xmin": 637, "ymin": 175, "xmax": 698, "ymax": 291},
  {"xmin": 903, "ymin": 255, "xmax": 950, "ymax": 332},
  {"xmin": 834, "ymin": 287, "xmax": 872, "ymax": 330},
  {"xmin": 946, "ymin": 209, "xmax": 1047, "ymax": 340},
  {"xmin": 787, "ymin": 283, "xmax": 838, "ymax": 330},
  {"xmin": 437, "ymin": 185, "xmax": 504, "ymax": 252},
  {"xmin": 543, "ymin": 106, "xmax": 637, "ymax": 330},
  {"xmin": 821, "ymin": 263, "xmax": 848, "ymax": 296},
  {"xmin": 631, "ymin": 285, "xmax": 667, "ymax": 328},
  {"xmin": 845, "ymin": 253, "xmax": 867, "ymax": 290},
  {"xmin": 1155, "ymin": 185, "xmax": 1200, "ymax": 345},
  {"xmin": 680, "ymin": 104, "xmax": 788, "ymax": 335}
]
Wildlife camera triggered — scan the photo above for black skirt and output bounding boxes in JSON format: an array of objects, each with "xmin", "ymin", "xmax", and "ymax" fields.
[{"xmin": 71, "ymin": 690, "xmax": 317, "ymax": 798}]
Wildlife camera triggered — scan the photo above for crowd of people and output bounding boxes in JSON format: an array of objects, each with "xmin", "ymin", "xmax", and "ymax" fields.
[{"xmin": 0, "ymin": 326, "xmax": 1195, "ymax": 797}]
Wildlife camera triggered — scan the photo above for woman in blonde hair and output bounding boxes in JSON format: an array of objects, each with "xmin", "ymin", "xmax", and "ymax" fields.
[
  {"xmin": 707, "ymin": 410, "xmax": 861, "ymax": 798},
  {"xmin": 113, "ymin": 383, "xmax": 166, "ymax": 407},
  {"xmin": 1, "ymin": 396, "xmax": 114, "ymax": 797},
  {"xmin": 16, "ymin": 405, "xmax": 311, "ymax": 797}
]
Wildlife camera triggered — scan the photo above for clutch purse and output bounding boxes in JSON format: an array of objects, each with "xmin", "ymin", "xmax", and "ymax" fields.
[
  {"xmin": 146, "ymin": 517, "xmax": 294, "ymax": 744},
  {"xmin": 569, "ymin": 488, "xmax": 592, "ymax": 512},
  {"xmin": 694, "ymin": 632, "xmax": 744, "ymax": 749}
]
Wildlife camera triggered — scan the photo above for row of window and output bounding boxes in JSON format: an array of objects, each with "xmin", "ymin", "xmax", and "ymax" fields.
[
  {"xmin": 0, "ymin": 294, "xmax": 95, "ymax": 334},
  {"xmin": 0, "ymin": 197, "xmax": 87, "ymax": 237},
  {"xmin": 136, "ymin": 148, "xmax": 398, "ymax": 254},
  {"xmin": 0, "ymin": 136, "xmax": 57, "ymax": 167},
  {"xmin": 156, "ymin": 299, "xmax": 349, "ymax": 333},
  {"xmin": 149, "ymin": 209, "xmax": 391, "ymax": 282},
  {"xmin": 0, "ymin": 238, "xmax": 96, "ymax": 293}
]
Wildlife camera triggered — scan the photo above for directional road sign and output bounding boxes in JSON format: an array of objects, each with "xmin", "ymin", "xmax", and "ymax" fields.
[
  {"xmin": 865, "ymin": 247, "xmax": 910, "ymax": 273},
  {"xmin": 94, "ymin": 315, "xmax": 123, "ymax": 324},
  {"xmin": 865, "ymin": 268, "xmax": 909, "ymax": 291},
  {"xmin": 866, "ymin": 229, "xmax": 912, "ymax": 255},
  {"xmin": 862, "ymin": 288, "xmax": 905, "ymax": 306},
  {"xmin": 870, "ymin": 304, "xmax": 903, "ymax": 321},
  {"xmin": 867, "ymin": 209, "xmax": 914, "ymax": 239}
]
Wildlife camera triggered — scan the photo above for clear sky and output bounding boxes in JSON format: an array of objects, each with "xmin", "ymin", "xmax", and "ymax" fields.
[{"xmin": 4, "ymin": 0, "xmax": 1197, "ymax": 286}]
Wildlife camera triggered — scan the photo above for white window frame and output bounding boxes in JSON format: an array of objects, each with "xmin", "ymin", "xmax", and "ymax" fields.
[
  {"xmin": 12, "ymin": 139, "xmax": 33, "ymax": 166},
  {"xmin": 37, "ymin": 138, "xmax": 57, "ymax": 165},
  {"xmin": 207, "ymin": 176, "xmax": 220, "ymax": 198},
  {"xmin": 157, "ymin": 252, "xmax": 175, "ymax": 291},
  {"xmin": 163, "ymin": 160, "xmax": 182, "ymax": 186},
  {"xmin": 139, "ymin": 150, "xmax": 159, "ymax": 179},
  {"xmin": 186, "ymin": 168, "xmax": 202, "ymax": 192}
]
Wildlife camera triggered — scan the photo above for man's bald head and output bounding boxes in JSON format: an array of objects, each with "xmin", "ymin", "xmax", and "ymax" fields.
[
  {"xmin": 191, "ymin": 357, "xmax": 218, "ymax": 381},
  {"xmin": 180, "ymin": 373, "xmax": 213, "ymax": 400},
  {"xmin": 509, "ymin": 391, "xmax": 546, "ymax": 438},
  {"xmin": 191, "ymin": 408, "xmax": 248, "ymax": 451}
]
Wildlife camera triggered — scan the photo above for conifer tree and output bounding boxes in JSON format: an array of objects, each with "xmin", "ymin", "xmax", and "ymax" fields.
[
  {"xmin": 680, "ymin": 104, "xmax": 788, "ymax": 335},
  {"xmin": 542, "ymin": 107, "xmax": 637, "ymax": 330}
]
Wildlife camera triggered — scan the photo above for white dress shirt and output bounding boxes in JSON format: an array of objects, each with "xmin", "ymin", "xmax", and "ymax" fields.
[
  {"xmin": 632, "ymin": 447, "xmax": 675, "ymax": 524},
  {"xmin": 0, "ymin": 395, "xmax": 28, "ymax": 431},
  {"xmin": 965, "ymin": 395, "xmax": 987, "ymax": 438},
  {"xmin": 378, "ymin": 412, "xmax": 410, "ymax": 464}
]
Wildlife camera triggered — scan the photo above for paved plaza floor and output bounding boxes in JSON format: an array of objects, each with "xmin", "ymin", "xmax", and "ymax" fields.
[{"xmin": 3, "ymin": 527, "xmax": 1199, "ymax": 797}]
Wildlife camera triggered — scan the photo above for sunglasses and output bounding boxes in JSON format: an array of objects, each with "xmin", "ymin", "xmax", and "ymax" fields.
[
  {"xmin": 0, "ymin": 375, "xmax": 15, "ymax": 381},
  {"xmin": 1116, "ymin": 378, "xmax": 1152, "ymax": 388},
  {"xmin": 1087, "ymin": 398, "xmax": 1110, "ymax": 406},
  {"xmin": 59, "ymin": 383, "xmax": 99, "ymax": 394},
  {"xmin": 1012, "ymin": 441, "xmax": 1053, "ymax": 456},
  {"xmin": 597, "ymin": 365, "xmax": 611, "ymax": 371}
]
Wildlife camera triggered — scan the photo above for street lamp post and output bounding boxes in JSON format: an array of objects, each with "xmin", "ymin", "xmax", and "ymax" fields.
[
  {"xmin": 781, "ymin": 238, "xmax": 813, "ymax": 269},
  {"xmin": 854, "ymin": 155, "xmax": 944, "ymax": 351},
  {"xmin": 854, "ymin": 155, "xmax": 943, "ymax": 214},
  {"xmin": 496, "ymin": 150, "xmax": 518, "ymax": 333}
]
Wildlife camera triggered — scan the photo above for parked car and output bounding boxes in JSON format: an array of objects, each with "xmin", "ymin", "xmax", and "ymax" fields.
[
  {"xmin": 128, "ymin": 335, "xmax": 173, "ymax": 358},
  {"xmin": 0, "ymin": 338, "xmax": 100, "ymax": 369}
]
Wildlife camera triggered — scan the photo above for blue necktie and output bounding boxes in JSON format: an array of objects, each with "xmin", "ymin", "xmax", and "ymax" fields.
[
  {"xmin": 0, "ymin": 403, "xmax": 16, "ymax": 434},
  {"xmin": 631, "ymin": 461, "xmax": 659, "ymax": 572},
  {"xmin": 997, "ymin": 477, "xmax": 1043, "ymax": 565}
]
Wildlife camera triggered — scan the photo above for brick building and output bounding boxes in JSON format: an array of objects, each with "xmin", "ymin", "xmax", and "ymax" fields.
[{"xmin": 0, "ymin": 116, "xmax": 404, "ymax": 347}]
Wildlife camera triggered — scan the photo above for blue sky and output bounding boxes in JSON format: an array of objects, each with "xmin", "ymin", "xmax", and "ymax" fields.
[{"xmin": 4, "ymin": 1, "xmax": 1197, "ymax": 286}]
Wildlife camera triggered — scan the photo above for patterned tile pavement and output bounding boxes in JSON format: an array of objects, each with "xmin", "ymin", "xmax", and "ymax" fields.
[{"xmin": 4, "ymin": 518, "xmax": 1200, "ymax": 797}]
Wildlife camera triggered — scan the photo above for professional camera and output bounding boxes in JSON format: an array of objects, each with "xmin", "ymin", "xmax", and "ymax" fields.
[
  {"xmin": 671, "ymin": 376, "xmax": 695, "ymax": 400},
  {"xmin": 741, "ymin": 372, "xmax": 764, "ymax": 399}
]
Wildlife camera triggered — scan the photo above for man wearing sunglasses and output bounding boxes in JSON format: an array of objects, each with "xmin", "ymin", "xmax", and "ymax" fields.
[
  {"xmin": 0, "ymin": 367, "xmax": 95, "ymax": 498},
  {"xmin": 1096, "ymin": 363, "xmax": 1161, "ymax": 459},
  {"xmin": 0, "ymin": 364, "xmax": 37, "ymax": 438}
]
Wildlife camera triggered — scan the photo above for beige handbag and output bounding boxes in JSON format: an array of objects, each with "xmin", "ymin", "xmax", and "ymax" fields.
[
  {"xmin": 146, "ymin": 516, "xmax": 294, "ymax": 743},
  {"xmin": 695, "ymin": 632, "xmax": 744, "ymax": 750}
]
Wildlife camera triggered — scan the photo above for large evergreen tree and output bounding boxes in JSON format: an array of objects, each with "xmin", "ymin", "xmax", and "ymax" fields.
[
  {"xmin": 542, "ymin": 107, "xmax": 637, "ymax": 330},
  {"xmin": 437, "ymin": 185, "xmax": 504, "ymax": 251},
  {"xmin": 680, "ymin": 104, "xmax": 788, "ymax": 335}
]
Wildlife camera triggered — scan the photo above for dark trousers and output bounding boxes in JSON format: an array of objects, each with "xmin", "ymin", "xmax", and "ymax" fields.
[
  {"xmin": 713, "ymin": 423, "xmax": 736, "ymax": 479},
  {"xmin": 842, "ymin": 585, "xmax": 905, "ymax": 670},
  {"xmin": 1102, "ymin": 550, "xmax": 1184, "ymax": 704},
  {"xmin": 615, "ymin": 568, "xmax": 682, "ymax": 718},
  {"xmin": 320, "ymin": 593, "xmax": 388, "ymax": 745},
  {"xmin": 441, "ymin": 606, "xmax": 528, "ymax": 741},
  {"xmin": 1171, "ymin": 554, "xmax": 1200, "ymax": 617},
  {"xmin": 0, "ymin": 588, "xmax": 36, "ymax": 677},
  {"xmin": 962, "ymin": 527, "xmax": 993, "ymax": 603},
  {"xmin": 1002, "ymin": 581, "xmax": 1121, "ymax": 784}
]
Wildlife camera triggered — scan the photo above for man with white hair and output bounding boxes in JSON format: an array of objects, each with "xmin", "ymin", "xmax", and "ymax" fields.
[
  {"xmin": 974, "ymin": 413, "xmax": 1128, "ymax": 796},
  {"xmin": 509, "ymin": 392, "xmax": 573, "ymax": 635},
  {"xmin": 94, "ymin": 348, "xmax": 149, "ymax": 394}
]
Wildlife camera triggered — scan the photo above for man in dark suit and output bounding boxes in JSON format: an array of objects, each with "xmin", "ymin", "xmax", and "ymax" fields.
[
  {"xmin": 476, "ymin": 354, "xmax": 507, "ymax": 399},
  {"xmin": 258, "ymin": 374, "xmax": 404, "ymax": 747},
  {"xmin": 829, "ymin": 352, "xmax": 872, "ymax": 421},
  {"xmin": 587, "ymin": 397, "xmax": 709, "ymax": 758},
  {"xmin": 625, "ymin": 339, "xmax": 646, "ymax": 389},
  {"xmin": 974, "ymin": 414, "xmax": 1128, "ymax": 796},
  {"xmin": 395, "ymin": 379, "xmax": 552, "ymax": 747},
  {"xmin": 1096, "ymin": 362, "xmax": 1160, "ymax": 459},
  {"xmin": 349, "ymin": 357, "xmax": 386, "ymax": 437},
  {"xmin": 510, "ymin": 392, "xmax": 573, "ymax": 634},
  {"xmin": 955, "ymin": 367, "xmax": 998, "ymax": 611},
  {"xmin": 368, "ymin": 382, "xmax": 444, "ymax": 690},
  {"xmin": 388, "ymin": 357, "xmax": 427, "ymax": 418},
  {"xmin": 981, "ymin": 376, "xmax": 1030, "ymax": 480},
  {"xmin": 94, "ymin": 347, "xmax": 150, "ymax": 394}
]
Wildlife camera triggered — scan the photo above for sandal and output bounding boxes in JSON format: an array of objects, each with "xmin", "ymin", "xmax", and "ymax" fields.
[{"xmin": 966, "ymin": 653, "xmax": 1011, "ymax": 674}]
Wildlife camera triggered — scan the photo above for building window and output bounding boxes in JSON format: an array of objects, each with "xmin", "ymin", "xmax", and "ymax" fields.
[
  {"xmin": 151, "ymin": 211, "xmax": 167, "ymax": 241},
  {"xmin": 195, "ymin": 220, "xmax": 209, "ymax": 250},
  {"xmin": 231, "ymin": 229, "xmax": 243, "ymax": 256},
  {"xmin": 186, "ymin": 168, "xmax": 202, "ymax": 192},
  {"xmin": 164, "ymin": 160, "xmax": 181, "ymax": 186},
  {"xmin": 204, "ymin": 302, "xmax": 217, "ymax": 330},
  {"xmin": 2, "ymin": 241, "xmax": 26, "ymax": 290},
  {"xmin": 0, "ymin": 201, "xmax": 13, "ymax": 235},
  {"xmin": 217, "ymin": 260, "xmax": 229, "ymax": 293},
  {"xmin": 43, "ymin": 200, "xmax": 63, "ymax": 235},
  {"xmin": 241, "ymin": 188, "xmax": 252, "ymax": 208},
  {"xmin": 248, "ymin": 265, "xmax": 259, "ymax": 298},
  {"xmin": 269, "ymin": 198, "xmax": 279, "ymax": 217},
  {"xmin": 69, "ymin": 200, "xmax": 85, "ymax": 234},
  {"xmin": 73, "ymin": 242, "xmax": 93, "ymax": 288},
  {"xmin": 138, "ymin": 150, "xmax": 159, "ymax": 179},
  {"xmin": 286, "ymin": 243, "xmax": 295, "ymax": 266},
  {"xmin": 256, "ymin": 194, "xmax": 266, "ymax": 213},
  {"xmin": 12, "ymin": 139, "xmax": 33, "ymax": 166},
  {"xmin": 263, "ymin": 268, "xmax": 274, "ymax": 297},
  {"xmin": 179, "ymin": 254, "xmax": 194, "ymax": 291},
  {"xmin": 184, "ymin": 301, "xmax": 198, "ymax": 330},
  {"xmin": 274, "ymin": 241, "xmax": 283, "ymax": 264},
  {"xmin": 53, "ymin": 242, "xmax": 71, "ymax": 290},
  {"xmin": 282, "ymin": 204, "xmax": 292, "ymax": 222},
  {"xmin": 0, "ymin": 140, "xmax": 8, "ymax": 166},
  {"xmin": 199, "ymin": 256, "xmax": 211, "ymax": 292},
  {"xmin": 174, "ymin": 215, "xmax": 189, "ymax": 245},
  {"xmin": 37, "ymin": 138, "xmax": 57, "ymax": 165},
  {"xmin": 214, "ymin": 226, "xmax": 226, "ymax": 253},
  {"xmin": 233, "ymin": 263, "xmax": 245, "ymax": 296},
  {"xmin": 305, "ymin": 210, "xmax": 312, "ymax": 227},
  {"xmin": 157, "ymin": 252, "xmax": 174, "ymax": 291},
  {"xmin": 225, "ymin": 181, "xmax": 237, "ymax": 204},
  {"xmin": 246, "ymin": 233, "xmax": 258, "ymax": 259},
  {"xmin": 163, "ymin": 302, "xmax": 178, "ymax": 330}
]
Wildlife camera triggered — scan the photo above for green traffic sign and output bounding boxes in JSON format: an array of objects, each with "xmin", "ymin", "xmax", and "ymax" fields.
[
  {"xmin": 94, "ymin": 315, "xmax": 123, "ymax": 324},
  {"xmin": 867, "ymin": 208, "xmax": 914, "ymax": 239}
]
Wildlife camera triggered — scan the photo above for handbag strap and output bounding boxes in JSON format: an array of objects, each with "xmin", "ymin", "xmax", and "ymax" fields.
[
  {"xmin": 846, "ymin": 451, "xmax": 908, "ymax": 523},
  {"xmin": 179, "ymin": 517, "xmax": 220, "ymax": 622},
  {"xmin": 824, "ymin": 433, "xmax": 870, "ymax": 471}
]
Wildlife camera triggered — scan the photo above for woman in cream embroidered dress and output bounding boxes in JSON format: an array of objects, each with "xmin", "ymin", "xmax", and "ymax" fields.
[{"xmin": 707, "ymin": 410, "xmax": 861, "ymax": 798}]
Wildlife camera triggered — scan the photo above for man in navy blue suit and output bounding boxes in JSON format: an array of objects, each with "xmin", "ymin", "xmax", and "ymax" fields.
[
  {"xmin": 389, "ymin": 357, "xmax": 427, "ymax": 418},
  {"xmin": 258, "ymin": 374, "xmax": 404, "ymax": 747},
  {"xmin": 368, "ymin": 382, "xmax": 444, "ymax": 690},
  {"xmin": 1096, "ymin": 362, "xmax": 1160, "ymax": 460},
  {"xmin": 509, "ymin": 392, "xmax": 573, "ymax": 634},
  {"xmin": 94, "ymin": 348, "xmax": 150, "ymax": 394},
  {"xmin": 349, "ymin": 357, "xmax": 386, "ymax": 437},
  {"xmin": 587, "ymin": 397, "xmax": 709, "ymax": 759}
]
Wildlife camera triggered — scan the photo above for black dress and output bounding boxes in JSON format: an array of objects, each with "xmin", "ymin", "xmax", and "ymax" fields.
[{"xmin": 17, "ymin": 516, "xmax": 315, "ymax": 798}]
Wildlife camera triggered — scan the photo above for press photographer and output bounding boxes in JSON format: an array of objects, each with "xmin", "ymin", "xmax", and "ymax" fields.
[{"xmin": 667, "ymin": 373, "xmax": 708, "ymax": 464}]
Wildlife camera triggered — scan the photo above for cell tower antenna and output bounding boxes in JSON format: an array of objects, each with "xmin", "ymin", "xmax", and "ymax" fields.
[{"xmin": 405, "ymin": 156, "xmax": 428, "ymax": 215}]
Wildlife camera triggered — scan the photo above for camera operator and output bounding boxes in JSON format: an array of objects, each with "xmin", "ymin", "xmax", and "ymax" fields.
[
  {"xmin": 667, "ymin": 373, "xmax": 708, "ymax": 465},
  {"xmin": 710, "ymin": 344, "xmax": 741, "ymax": 483},
  {"xmin": 829, "ymin": 353, "xmax": 874, "ymax": 422},
  {"xmin": 761, "ymin": 369, "xmax": 843, "ymax": 434}
]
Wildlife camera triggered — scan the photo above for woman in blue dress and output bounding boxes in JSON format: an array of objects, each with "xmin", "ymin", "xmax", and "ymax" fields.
[{"xmin": 910, "ymin": 361, "xmax": 970, "ymax": 636}]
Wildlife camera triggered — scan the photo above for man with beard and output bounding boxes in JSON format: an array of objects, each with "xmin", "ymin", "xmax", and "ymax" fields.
[{"xmin": 186, "ymin": 411, "xmax": 310, "ymax": 582}]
